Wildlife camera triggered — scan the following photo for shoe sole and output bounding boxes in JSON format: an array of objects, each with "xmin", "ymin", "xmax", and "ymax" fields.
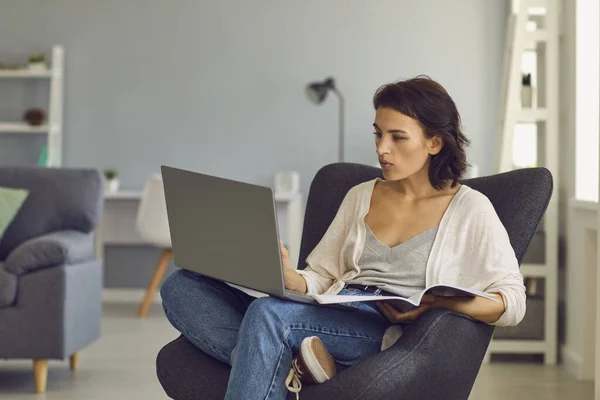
[{"xmin": 300, "ymin": 336, "xmax": 336, "ymax": 384}]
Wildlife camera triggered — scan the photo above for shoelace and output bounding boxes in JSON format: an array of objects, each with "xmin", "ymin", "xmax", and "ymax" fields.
[{"xmin": 285, "ymin": 358, "xmax": 303, "ymax": 400}]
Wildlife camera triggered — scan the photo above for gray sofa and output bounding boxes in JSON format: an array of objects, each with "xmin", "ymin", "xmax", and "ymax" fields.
[
  {"xmin": 0, "ymin": 166, "xmax": 103, "ymax": 393},
  {"xmin": 156, "ymin": 162, "xmax": 553, "ymax": 400}
]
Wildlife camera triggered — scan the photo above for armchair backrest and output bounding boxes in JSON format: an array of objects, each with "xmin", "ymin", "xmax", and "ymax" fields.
[
  {"xmin": 297, "ymin": 163, "xmax": 553, "ymax": 270},
  {"xmin": 0, "ymin": 167, "xmax": 103, "ymax": 260}
]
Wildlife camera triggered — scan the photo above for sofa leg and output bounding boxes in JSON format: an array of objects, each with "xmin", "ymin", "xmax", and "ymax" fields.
[
  {"xmin": 138, "ymin": 249, "xmax": 172, "ymax": 317},
  {"xmin": 70, "ymin": 352, "xmax": 79, "ymax": 371},
  {"xmin": 33, "ymin": 359, "xmax": 48, "ymax": 393}
]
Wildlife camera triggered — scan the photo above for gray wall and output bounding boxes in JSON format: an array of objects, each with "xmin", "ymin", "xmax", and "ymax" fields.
[{"xmin": 0, "ymin": 0, "xmax": 508, "ymax": 288}]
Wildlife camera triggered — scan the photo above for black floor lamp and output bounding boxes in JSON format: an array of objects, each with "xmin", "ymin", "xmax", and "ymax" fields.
[{"xmin": 305, "ymin": 77, "xmax": 345, "ymax": 162}]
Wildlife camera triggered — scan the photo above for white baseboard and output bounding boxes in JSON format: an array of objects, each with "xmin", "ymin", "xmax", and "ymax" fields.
[
  {"xmin": 561, "ymin": 344, "xmax": 585, "ymax": 380},
  {"xmin": 102, "ymin": 288, "xmax": 162, "ymax": 304}
]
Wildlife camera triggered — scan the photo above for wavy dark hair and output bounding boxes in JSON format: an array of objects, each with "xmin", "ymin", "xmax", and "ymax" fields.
[{"xmin": 373, "ymin": 75, "xmax": 470, "ymax": 189}]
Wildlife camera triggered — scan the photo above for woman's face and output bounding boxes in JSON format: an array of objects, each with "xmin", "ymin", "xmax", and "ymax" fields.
[{"xmin": 373, "ymin": 107, "xmax": 441, "ymax": 181}]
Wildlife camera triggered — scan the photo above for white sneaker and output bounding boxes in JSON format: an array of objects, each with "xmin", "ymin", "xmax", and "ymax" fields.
[{"xmin": 285, "ymin": 336, "xmax": 336, "ymax": 399}]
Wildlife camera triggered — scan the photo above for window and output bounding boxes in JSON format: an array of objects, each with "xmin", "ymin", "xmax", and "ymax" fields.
[{"xmin": 575, "ymin": 0, "xmax": 600, "ymax": 202}]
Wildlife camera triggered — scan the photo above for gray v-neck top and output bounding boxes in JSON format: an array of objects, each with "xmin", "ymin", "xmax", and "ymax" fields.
[{"xmin": 347, "ymin": 222, "xmax": 438, "ymax": 298}]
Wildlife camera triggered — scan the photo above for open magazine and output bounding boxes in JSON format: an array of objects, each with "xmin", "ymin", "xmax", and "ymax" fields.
[{"xmin": 308, "ymin": 284, "xmax": 501, "ymax": 312}]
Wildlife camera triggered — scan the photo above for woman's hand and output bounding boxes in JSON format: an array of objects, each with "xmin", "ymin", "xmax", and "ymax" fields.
[
  {"xmin": 376, "ymin": 294, "xmax": 437, "ymax": 323},
  {"xmin": 280, "ymin": 240, "xmax": 307, "ymax": 294},
  {"xmin": 280, "ymin": 240, "xmax": 291, "ymax": 270}
]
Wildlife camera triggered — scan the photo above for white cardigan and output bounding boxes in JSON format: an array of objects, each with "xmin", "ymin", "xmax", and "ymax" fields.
[{"xmin": 296, "ymin": 178, "xmax": 526, "ymax": 349}]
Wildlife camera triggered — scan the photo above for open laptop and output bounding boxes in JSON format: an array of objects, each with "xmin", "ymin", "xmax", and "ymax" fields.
[{"xmin": 161, "ymin": 165, "xmax": 355, "ymax": 310}]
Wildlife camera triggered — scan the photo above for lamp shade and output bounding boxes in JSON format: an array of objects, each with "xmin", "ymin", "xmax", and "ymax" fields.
[{"xmin": 305, "ymin": 77, "xmax": 336, "ymax": 104}]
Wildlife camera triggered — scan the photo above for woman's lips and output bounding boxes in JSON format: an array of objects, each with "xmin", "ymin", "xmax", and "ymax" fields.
[{"xmin": 380, "ymin": 161, "xmax": 393, "ymax": 169}]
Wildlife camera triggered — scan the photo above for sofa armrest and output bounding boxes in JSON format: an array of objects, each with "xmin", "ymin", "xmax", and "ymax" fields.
[
  {"xmin": 295, "ymin": 308, "xmax": 494, "ymax": 400},
  {"xmin": 0, "ymin": 260, "xmax": 102, "ymax": 359},
  {"xmin": 4, "ymin": 230, "xmax": 95, "ymax": 275},
  {"xmin": 0, "ymin": 267, "xmax": 17, "ymax": 308}
]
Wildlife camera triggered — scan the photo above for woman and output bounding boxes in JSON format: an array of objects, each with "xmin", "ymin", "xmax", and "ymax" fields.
[{"xmin": 160, "ymin": 76, "xmax": 526, "ymax": 400}]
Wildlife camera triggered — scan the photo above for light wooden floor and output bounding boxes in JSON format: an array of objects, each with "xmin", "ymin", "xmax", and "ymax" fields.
[
  {"xmin": 471, "ymin": 360, "xmax": 593, "ymax": 399},
  {"xmin": 0, "ymin": 300, "xmax": 594, "ymax": 399}
]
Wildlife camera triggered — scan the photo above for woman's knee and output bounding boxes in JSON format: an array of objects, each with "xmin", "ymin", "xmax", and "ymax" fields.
[
  {"xmin": 244, "ymin": 298, "xmax": 277, "ymax": 323},
  {"xmin": 160, "ymin": 269, "xmax": 205, "ymax": 309},
  {"xmin": 246, "ymin": 297, "xmax": 284, "ymax": 314},
  {"xmin": 244, "ymin": 297, "xmax": 298, "ymax": 324},
  {"xmin": 159, "ymin": 269, "xmax": 184, "ymax": 307},
  {"xmin": 240, "ymin": 298, "xmax": 289, "ymax": 336},
  {"xmin": 160, "ymin": 270, "xmax": 218, "ymax": 332}
]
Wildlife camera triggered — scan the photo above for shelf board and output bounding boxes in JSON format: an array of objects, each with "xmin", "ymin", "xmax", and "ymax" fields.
[
  {"xmin": 105, "ymin": 190, "xmax": 143, "ymax": 200},
  {"xmin": 524, "ymin": 30, "xmax": 549, "ymax": 47},
  {"xmin": 0, "ymin": 123, "xmax": 49, "ymax": 134},
  {"xmin": 488, "ymin": 339, "xmax": 547, "ymax": 353},
  {"xmin": 0, "ymin": 69, "xmax": 52, "ymax": 78},
  {"xmin": 521, "ymin": 263, "xmax": 547, "ymax": 277},
  {"xmin": 518, "ymin": 108, "xmax": 548, "ymax": 122},
  {"xmin": 570, "ymin": 198, "xmax": 598, "ymax": 212}
]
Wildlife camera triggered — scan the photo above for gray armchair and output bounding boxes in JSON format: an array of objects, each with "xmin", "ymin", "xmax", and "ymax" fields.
[
  {"xmin": 156, "ymin": 162, "xmax": 553, "ymax": 400},
  {"xmin": 0, "ymin": 167, "xmax": 103, "ymax": 393}
]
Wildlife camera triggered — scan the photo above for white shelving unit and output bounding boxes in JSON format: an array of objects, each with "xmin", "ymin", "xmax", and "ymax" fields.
[
  {"xmin": 0, "ymin": 46, "xmax": 64, "ymax": 167},
  {"xmin": 492, "ymin": 0, "xmax": 559, "ymax": 364}
]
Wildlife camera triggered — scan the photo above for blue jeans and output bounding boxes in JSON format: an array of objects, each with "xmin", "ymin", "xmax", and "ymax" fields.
[{"xmin": 160, "ymin": 269, "xmax": 391, "ymax": 400}]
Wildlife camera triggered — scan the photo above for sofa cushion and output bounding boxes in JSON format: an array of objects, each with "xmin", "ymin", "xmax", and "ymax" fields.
[
  {"xmin": 0, "ymin": 167, "xmax": 102, "ymax": 260},
  {"xmin": 0, "ymin": 186, "xmax": 29, "ymax": 244},
  {"xmin": 0, "ymin": 264, "xmax": 17, "ymax": 308},
  {"xmin": 4, "ymin": 230, "xmax": 94, "ymax": 275}
]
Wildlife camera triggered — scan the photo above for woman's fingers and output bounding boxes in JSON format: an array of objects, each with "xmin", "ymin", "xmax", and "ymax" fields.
[
  {"xmin": 420, "ymin": 294, "xmax": 436, "ymax": 304},
  {"xmin": 394, "ymin": 308, "xmax": 422, "ymax": 323},
  {"xmin": 376, "ymin": 302, "xmax": 393, "ymax": 321},
  {"xmin": 280, "ymin": 241, "xmax": 289, "ymax": 256},
  {"xmin": 385, "ymin": 303, "xmax": 414, "ymax": 323},
  {"xmin": 377, "ymin": 302, "xmax": 430, "ymax": 323},
  {"xmin": 279, "ymin": 240, "xmax": 290, "ymax": 269},
  {"xmin": 377, "ymin": 302, "xmax": 402, "ymax": 322}
]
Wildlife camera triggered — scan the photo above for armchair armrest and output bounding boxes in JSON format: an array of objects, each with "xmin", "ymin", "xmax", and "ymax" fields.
[
  {"xmin": 4, "ymin": 230, "xmax": 95, "ymax": 275},
  {"xmin": 296, "ymin": 309, "xmax": 494, "ymax": 400}
]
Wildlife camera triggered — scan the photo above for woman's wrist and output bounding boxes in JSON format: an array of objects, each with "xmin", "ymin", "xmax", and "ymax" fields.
[
  {"xmin": 431, "ymin": 294, "xmax": 506, "ymax": 324},
  {"xmin": 431, "ymin": 295, "xmax": 448, "ymax": 310},
  {"xmin": 431, "ymin": 295, "xmax": 470, "ymax": 312},
  {"xmin": 284, "ymin": 269, "xmax": 307, "ymax": 294}
]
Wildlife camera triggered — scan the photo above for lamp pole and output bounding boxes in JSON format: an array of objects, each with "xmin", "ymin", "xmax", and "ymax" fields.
[
  {"xmin": 306, "ymin": 77, "xmax": 345, "ymax": 162},
  {"xmin": 331, "ymin": 88, "xmax": 344, "ymax": 162}
]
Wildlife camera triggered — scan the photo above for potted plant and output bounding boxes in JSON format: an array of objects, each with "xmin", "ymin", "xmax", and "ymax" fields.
[
  {"xmin": 27, "ymin": 53, "xmax": 47, "ymax": 71},
  {"xmin": 104, "ymin": 169, "xmax": 120, "ymax": 194}
]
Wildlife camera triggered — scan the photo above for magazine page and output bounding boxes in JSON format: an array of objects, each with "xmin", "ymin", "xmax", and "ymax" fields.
[{"xmin": 310, "ymin": 285, "xmax": 501, "ymax": 310}]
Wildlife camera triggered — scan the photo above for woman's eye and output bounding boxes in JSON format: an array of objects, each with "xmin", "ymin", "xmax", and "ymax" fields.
[
  {"xmin": 393, "ymin": 136, "xmax": 404, "ymax": 141},
  {"xmin": 373, "ymin": 132, "xmax": 382, "ymax": 138}
]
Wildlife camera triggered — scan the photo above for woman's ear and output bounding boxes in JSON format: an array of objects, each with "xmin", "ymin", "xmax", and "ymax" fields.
[{"xmin": 428, "ymin": 135, "xmax": 444, "ymax": 155}]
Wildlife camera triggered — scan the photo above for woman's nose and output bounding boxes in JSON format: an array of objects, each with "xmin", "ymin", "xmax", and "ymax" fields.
[{"xmin": 376, "ymin": 141, "xmax": 390, "ymax": 155}]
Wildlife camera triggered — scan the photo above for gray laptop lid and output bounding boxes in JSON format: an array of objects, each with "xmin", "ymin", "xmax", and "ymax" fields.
[{"xmin": 161, "ymin": 166, "xmax": 286, "ymax": 297}]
